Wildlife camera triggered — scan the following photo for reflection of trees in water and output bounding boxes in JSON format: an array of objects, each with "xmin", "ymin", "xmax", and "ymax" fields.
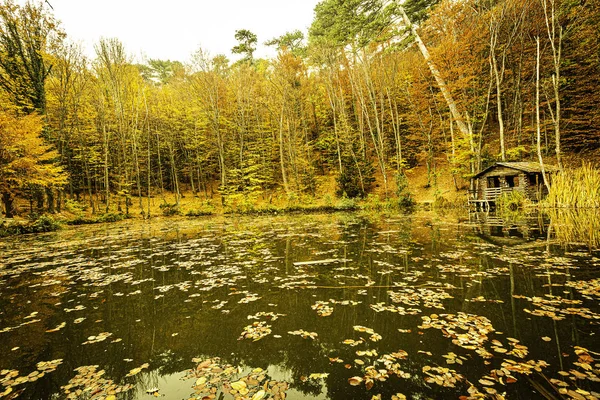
[
  {"xmin": 469, "ymin": 209, "xmax": 600, "ymax": 249},
  {"xmin": 1, "ymin": 212, "xmax": 599, "ymax": 399}
]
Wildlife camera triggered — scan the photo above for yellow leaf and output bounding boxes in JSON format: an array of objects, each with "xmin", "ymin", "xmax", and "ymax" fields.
[
  {"xmin": 231, "ymin": 380, "xmax": 247, "ymax": 391},
  {"xmin": 195, "ymin": 376, "xmax": 207, "ymax": 386},
  {"xmin": 252, "ymin": 390, "xmax": 266, "ymax": 400},
  {"xmin": 348, "ymin": 376, "xmax": 363, "ymax": 386}
]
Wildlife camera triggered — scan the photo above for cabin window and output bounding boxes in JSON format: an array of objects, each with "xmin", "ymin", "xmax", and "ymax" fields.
[
  {"xmin": 506, "ymin": 176, "xmax": 518, "ymax": 187},
  {"xmin": 487, "ymin": 177, "xmax": 500, "ymax": 188}
]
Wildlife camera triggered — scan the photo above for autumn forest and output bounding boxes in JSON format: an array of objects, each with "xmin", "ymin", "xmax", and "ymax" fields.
[
  {"xmin": 2, "ymin": 1, "xmax": 600, "ymax": 399},
  {"xmin": 1, "ymin": 0, "xmax": 600, "ymax": 220}
]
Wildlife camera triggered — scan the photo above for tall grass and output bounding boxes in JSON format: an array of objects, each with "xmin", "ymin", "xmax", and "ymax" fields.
[
  {"xmin": 544, "ymin": 164, "xmax": 600, "ymax": 208},
  {"xmin": 547, "ymin": 208, "xmax": 600, "ymax": 248}
]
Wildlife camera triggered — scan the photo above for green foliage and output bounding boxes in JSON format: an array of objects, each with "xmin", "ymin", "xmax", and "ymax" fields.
[
  {"xmin": 335, "ymin": 195, "xmax": 357, "ymax": 210},
  {"xmin": 309, "ymin": 0, "xmax": 397, "ymax": 47},
  {"xmin": 0, "ymin": 214, "xmax": 61, "ymax": 236},
  {"xmin": 232, "ymin": 29, "xmax": 258, "ymax": 62},
  {"xmin": 433, "ymin": 196, "xmax": 451, "ymax": 210},
  {"xmin": 159, "ymin": 202, "xmax": 181, "ymax": 216},
  {"xmin": 64, "ymin": 199, "xmax": 87, "ymax": 216},
  {"xmin": 96, "ymin": 212, "xmax": 126, "ymax": 223},
  {"xmin": 185, "ymin": 200, "xmax": 216, "ymax": 217},
  {"xmin": 496, "ymin": 190, "xmax": 528, "ymax": 211},
  {"xmin": 505, "ymin": 146, "xmax": 528, "ymax": 161},
  {"xmin": 67, "ymin": 212, "xmax": 126, "ymax": 225},
  {"xmin": 336, "ymin": 152, "xmax": 375, "ymax": 199},
  {"xmin": 265, "ymin": 30, "xmax": 307, "ymax": 57},
  {"xmin": 224, "ymin": 192, "xmax": 260, "ymax": 214},
  {"xmin": 403, "ymin": 0, "xmax": 441, "ymax": 23},
  {"xmin": 0, "ymin": 0, "xmax": 59, "ymax": 113},
  {"xmin": 139, "ymin": 59, "xmax": 185, "ymax": 84},
  {"xmin": 395, "ymin": 172, "xmax": 414, "ymax": 207},
  {"xmin": 30, "ymin": 214, "xmax": 61, "ymax": 232}
]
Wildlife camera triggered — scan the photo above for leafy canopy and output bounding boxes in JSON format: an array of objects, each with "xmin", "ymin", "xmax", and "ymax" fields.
[
  {"xmin": 0, "ymin": 0, "xmax": 61, "ymax": 114},
  {"xmin": 0, "ymin": 108, "xmax": 67, "ymax": 195},
  {"xmin": 309, "ymin": 0, "xmax": 397, "ymax": 48}
]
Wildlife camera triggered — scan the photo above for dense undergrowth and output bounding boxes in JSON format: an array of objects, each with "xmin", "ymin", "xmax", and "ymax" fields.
[{"xmin": 0, "ymin": 214, "xmax": 62, "ymax": 237}]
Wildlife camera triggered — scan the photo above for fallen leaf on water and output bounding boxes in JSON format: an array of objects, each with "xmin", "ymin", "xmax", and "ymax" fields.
[
  {"xmin": 349, "ymin": 376, "xmax": 363, "ymax": 386},
  {"xmin": 195, "ymin": 376, "xmax": 207, "ymax": 386},
  {"xmin": 125, "ymin": 363, "xmax": 149, "ymax": 377},
  {"xmin": 231, "ymin": 380, "xmax": 247, "ymax": 391},
  {"xmin": 252, "ymin": 390, "xmax": 266, "ymax": 400},
  {"xmin": 46, "ymin": 322, "xmax": 66, "ymax": 333}
]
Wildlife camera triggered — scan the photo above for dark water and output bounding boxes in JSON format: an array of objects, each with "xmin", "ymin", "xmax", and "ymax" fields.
[{"xmin": 0, "ymin": 212, "xmax": 599, "ymax": 400}]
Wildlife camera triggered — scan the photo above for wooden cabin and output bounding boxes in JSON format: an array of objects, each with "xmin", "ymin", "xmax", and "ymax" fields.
[{"xmin": 469, "ymin": 162, "xmax": 555, "ymax": 210}]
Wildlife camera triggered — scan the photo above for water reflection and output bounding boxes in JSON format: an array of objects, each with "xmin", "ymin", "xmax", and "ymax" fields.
[{"xmin": 0, "ymin": 212, "xmax": 598, "ymax": 400}]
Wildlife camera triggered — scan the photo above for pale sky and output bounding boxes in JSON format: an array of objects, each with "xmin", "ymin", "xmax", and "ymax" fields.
[{"xmin": 44, "ymin": 0, "xmax": 321, "ymax": 63}]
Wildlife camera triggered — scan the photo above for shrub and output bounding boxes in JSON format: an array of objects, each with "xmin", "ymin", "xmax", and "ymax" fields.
[
  {"xmin": 496, "ymin": 190, "xmax": 527, "ymax": 211},
  {"xmin": 159, "ymin": 202, "xmax": 181, "ymax": 216},
  {"xmin": 0, "ymin": 214, "xmax": 61, "ymax": 236},
  {"xmin": 433, "ymin": 196, "xmax": 451, "ymax": 210},
  {"xmin": 67, "ymin": 212, "xmax": 126, "ymax": 225},
  {"xmin": 395, "ymin": 172, "xmax": 414, "ymax": 208},
  {"xmin": 336, "ymin": 196, "xmax": 358, "ymax": 210},
  {"xmin": 96, "ymin": 213, "xmax": 126, "ymax": 223},
  {"xmin": 30, "ymin": 214, "xmax": 62, "ymax": 233},
  {"xmin": 64, "ymin": 199, "xmax": 87, "ymax": 216}
]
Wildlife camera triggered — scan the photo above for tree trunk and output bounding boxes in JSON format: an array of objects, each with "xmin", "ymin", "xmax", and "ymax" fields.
[
  {"xmin": 2, "ymin": 192, "xmax": 14, "ymax": 218},
  {"xmin": 543, "ymin": 0, "xmax": 563, "ymax": 171},
  {"xmin": 536, "ymin": 38, "xmax": 550, "ymax": 190},
  {"xmin": 46, "ymin": 187, "xmax": 55, "ymax": 213},
  {"xmin": 399, "ymin": 7, "xmax": 471, "ymax": 139},
  {"xmin": 278, "ymin": 102, "xmax": 290, "ymax": 193},
  {"xmin": 103, "ymin": 123, "xmax": 110, "ymax": 213}
]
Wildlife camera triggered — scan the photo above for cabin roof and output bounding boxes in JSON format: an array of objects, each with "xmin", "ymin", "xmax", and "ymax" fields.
[{"xmin": 472, "ymin": 162, "xmax": 557, "ymax": 179}]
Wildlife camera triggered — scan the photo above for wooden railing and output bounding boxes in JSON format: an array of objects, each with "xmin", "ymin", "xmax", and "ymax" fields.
[{"xmin": 484, "ymin": 187, "xmax": 523, "ymax": 200}]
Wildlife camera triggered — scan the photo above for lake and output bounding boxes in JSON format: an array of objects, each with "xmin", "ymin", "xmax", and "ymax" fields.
[{"xmin": 0, "ymin": 211, "xmax": 599, "ymax": 400}]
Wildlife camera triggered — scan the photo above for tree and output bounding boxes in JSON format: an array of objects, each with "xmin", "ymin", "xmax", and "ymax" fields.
[
  {"xmin": 265, "ymin": 30, "xmax": 307, "ymax": 57},
  {"xmin": 0, "ymin": 108, "xmax": 67, "ymax": 217},
  {"xmin": 139, "ymin": 59, "xmax": 184, "ymax": 85},
  {"xmin": 232, "ymin": 29, "xmax": 257, "ymax": 63},
  {"xmin": 310, "ymin": 0, "xmax": 392, "ymax": 47},
  {"xmin": 0, "ymin": 0, "xmax": 60, "ymax": 114}
]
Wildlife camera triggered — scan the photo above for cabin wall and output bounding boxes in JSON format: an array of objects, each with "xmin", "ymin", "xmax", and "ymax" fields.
[{"xmin": 473, "ymin": 168, "xmax": 546, "ymax": 201}]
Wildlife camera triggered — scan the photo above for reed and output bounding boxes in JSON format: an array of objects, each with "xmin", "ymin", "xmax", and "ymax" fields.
[
  {"xmin": 544, "ymin": 164, "xmax": 600, "ymax": 208},
  {"xmin": 547, "ymin": 208, "xmax": 600, "ymax": 248}
]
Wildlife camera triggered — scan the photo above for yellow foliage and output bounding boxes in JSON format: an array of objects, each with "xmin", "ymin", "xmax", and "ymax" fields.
[{"xmin": 0, "ymin": 109, "xmax": 67, "ymax": 194}]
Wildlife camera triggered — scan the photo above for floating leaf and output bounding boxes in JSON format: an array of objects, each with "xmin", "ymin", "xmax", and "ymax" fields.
[
  {"xmin": 349, "ymin": 376, "xmax": 363, "ymax": 386},
  {"xmin": 252, "ymin": 390, "xmax": 266, "ymax": 400}
]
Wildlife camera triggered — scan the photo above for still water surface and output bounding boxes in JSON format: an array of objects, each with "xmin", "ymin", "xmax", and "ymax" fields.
[{"xmin": 0, "ymin": 212, "xmax": 599, "ymax": 399}]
